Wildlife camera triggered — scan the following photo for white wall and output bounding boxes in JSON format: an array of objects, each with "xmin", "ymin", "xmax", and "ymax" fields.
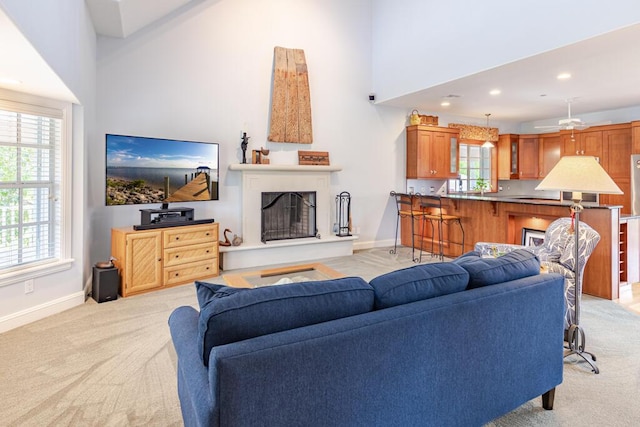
[
  {"xmin": 0, "ymin": 0, "xmax": 96, "ymax": 332},
  {"xmin": 372, "ymin": 0, "xmax": 640, "ymax": 102},
  {"xmin": 92, "ymin": 0, "xmax": 408, "ymax": 263}
]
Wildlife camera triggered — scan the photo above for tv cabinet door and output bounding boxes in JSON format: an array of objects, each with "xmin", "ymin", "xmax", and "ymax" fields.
[{"xmin": 124, "ymin": 231, "xmax": 163, "ymax": 295}]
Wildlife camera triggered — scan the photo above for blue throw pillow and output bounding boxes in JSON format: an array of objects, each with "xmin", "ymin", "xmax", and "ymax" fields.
[
  {"xmin": 195, "ymin": 281, "xmax": 248, "ymax": 308},
  {"xmin": 452, "ymin": 249, "xmax": 540, "ymax": 289},
  {"xmin": 196, "ymin": 277, "xmax": 374, "ymax": 366},
  {"xmin": 369, "ymin": 262, "xmax": 470, "ymax": 309}
]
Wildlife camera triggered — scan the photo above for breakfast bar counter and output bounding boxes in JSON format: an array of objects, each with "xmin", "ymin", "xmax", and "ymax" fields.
[{"xmin": 395, "ymin": 192, "xmax": 623, "ymax": 299}]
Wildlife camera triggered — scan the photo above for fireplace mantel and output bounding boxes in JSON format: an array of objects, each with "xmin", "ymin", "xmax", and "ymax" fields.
[{"xmin": 229, "ymin": 164, "xmax": 342, "ymax": 172}]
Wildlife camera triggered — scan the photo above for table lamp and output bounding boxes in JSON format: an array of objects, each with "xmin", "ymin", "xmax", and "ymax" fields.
[{"xmin": 536, "ymin": 156, "xmax": 622, "ymax": 374}]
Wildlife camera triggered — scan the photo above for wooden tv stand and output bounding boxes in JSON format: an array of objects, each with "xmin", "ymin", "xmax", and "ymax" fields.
[{"xmin": 111, "ymin": 222, "xmax": 219, "ymax": 297}]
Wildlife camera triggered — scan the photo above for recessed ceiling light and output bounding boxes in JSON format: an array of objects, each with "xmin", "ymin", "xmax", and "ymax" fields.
[
  {"xmin": 0, "ymin": 77, "xmax": 22, "ymax": 85},
  {"xmin": 441, "ymin": 101, "xmax": 451, "ymax": 107},
  {"xmin": 489, "ymin": 89, "xmax": 501, "ymax": 96},
  {"xmin": 557, "ymin": 73, "xmax": 571, "ymax": 80}
]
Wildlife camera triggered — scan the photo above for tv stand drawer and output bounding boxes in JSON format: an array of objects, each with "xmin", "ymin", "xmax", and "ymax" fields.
[
  {"xmin": 164, "ymin": 259, "xmax": 218, "ymax": 286},
  {"xmin": 164, "ymin": 242, "xmax": 218, "ymax": 267},
  {"xmin": 164, "ymin": 224, "xmax": 218, "ymax": 248}
]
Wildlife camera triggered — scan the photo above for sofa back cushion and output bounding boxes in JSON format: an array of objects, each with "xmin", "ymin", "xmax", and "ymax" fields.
[
  {"xmin": 452, "ymin": 249, "xmax": 540, "ymax": 289},
  {"xmin": 369, "ymin": 263, "xmax": 469, "ymax": 309},
  {"xmin": 196, "ymin": 277, "xmax": 374, "ymax": 366}
]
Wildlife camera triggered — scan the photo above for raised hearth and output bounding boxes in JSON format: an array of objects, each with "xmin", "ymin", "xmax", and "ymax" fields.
[{"xmin": 222, "ymin": 164, "xmax": 356, "ymax": 270}]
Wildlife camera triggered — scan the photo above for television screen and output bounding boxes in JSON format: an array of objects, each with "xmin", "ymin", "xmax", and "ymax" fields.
[{"xmin": 106, "ymin": 134, "xmax": 219, "ymax": 206}]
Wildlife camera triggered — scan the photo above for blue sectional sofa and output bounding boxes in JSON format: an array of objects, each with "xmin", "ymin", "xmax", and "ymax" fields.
[{"xmin": 169, "ymin": 250, "xmax": 564, "ymax": 427}]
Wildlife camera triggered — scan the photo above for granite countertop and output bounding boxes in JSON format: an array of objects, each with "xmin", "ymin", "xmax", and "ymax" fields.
[
  {"xmin": 443, "ymin": 193, "xmax": 561, "ymax": 204},
  {"xmin": 391, "ymin": 191, "xmax": 620, "ymax": 210}
]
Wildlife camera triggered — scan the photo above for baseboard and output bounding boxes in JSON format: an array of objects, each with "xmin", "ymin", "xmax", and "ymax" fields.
[{"xmin": 0, "ymin": 291, "xmax": 85, "ymax": 334}]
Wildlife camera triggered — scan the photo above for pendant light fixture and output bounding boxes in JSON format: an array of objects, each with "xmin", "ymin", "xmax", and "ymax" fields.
[{"xmin": 482, "ymin": 113, "xmax": 494, "ymax": 148}]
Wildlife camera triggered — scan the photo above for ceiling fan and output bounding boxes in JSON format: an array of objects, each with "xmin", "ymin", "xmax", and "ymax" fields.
[{"xmin": 534, "ymin": 99, "xmax": 609, "ymax": 132}]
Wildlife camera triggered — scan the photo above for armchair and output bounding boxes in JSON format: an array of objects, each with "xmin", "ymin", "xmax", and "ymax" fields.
[{"xmin": 475, "ymin": 218, "xmax": 600, "ymax": 331}]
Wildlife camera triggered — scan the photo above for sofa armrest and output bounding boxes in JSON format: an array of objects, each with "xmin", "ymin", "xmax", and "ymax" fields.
[
  {"xmin": 474, "ymin": 242, "xmax": 526, "ymax": 257},
  {"xmin": 169, "ymin": 306, "xmax": 217, "ymax": 427}
]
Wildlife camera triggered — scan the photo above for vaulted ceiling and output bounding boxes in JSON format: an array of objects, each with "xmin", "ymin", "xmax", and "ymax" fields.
[
  {"xmin": 85, "ymin": 0, "xmax": 194, "ymax": 38},
  {"xmin": 2, "ymin": 0, "xmax": 640, "ymax": 126}
]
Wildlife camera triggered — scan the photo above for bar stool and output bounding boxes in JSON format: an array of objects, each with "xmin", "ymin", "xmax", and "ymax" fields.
[
  {"xmin": 390, "ymin": 191, "xmax": 428, "ymax": 262},
  {"xmin": 419, "ymin": 195, "xmax": 465, "ymax": 261}
]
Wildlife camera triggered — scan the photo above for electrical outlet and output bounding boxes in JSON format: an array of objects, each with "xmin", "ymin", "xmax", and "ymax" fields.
[{"xmin": 24, "ymin": 279, "xmax": 34, "ymax": 294}]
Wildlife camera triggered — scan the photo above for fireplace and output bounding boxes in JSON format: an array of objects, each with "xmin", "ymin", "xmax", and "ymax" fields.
[
  {"xmin": 223, "ymin": 164, "xmax": 356, "ymax": 270},
  {"xmin": 261, "ymin": 191, "xmax": 317, "ymax": 242}
]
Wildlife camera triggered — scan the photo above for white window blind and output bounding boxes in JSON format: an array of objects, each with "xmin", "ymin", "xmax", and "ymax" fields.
[{"xmin": 0, "ymin": 103, "xmax": 62, "ymax": 270}]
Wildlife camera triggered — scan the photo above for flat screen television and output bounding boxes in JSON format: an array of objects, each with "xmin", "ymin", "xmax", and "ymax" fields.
[{"xmin": 106, "ymin": 133, "xmax": 219, "ymax": 206}]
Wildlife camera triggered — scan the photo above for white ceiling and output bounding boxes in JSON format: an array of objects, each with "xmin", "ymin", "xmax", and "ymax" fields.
[
  {"xmin": 381, "ymin": 23, "xmax": 640, "ymax": 125},
  {"xmin": 1, "ymin": 1, "xmax": 640, "ymax": 126},
  {"xmin": 85, "ymin": 0, "xmax": 194, "ymax": 38}
]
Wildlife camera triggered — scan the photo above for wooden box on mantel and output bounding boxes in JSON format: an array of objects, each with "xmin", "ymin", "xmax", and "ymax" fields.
[{"xmin": 298, "ymin": 150, "xmax": 330, "ymax": 165}]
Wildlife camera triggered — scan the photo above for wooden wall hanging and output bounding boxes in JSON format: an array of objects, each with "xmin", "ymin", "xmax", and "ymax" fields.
[{"xmin": 268, "ymin": 46, "xmax": 313, "ymax": 144}]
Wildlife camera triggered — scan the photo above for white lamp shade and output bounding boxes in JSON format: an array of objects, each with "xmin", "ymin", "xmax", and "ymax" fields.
[{"xmin": 535, "ymin": 156, "xmax": 622, "ymax": 194}]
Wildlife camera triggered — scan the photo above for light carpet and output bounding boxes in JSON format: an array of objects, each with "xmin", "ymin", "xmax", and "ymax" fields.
[{"xmin": 0, "ymin": 247, "xmax": 638, "ymax": 426}]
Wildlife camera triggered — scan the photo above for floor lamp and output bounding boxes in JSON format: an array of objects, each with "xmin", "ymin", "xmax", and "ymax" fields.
[{"xmin": 536, "ymin": 156, "xmax": 622, "ymax": 374}]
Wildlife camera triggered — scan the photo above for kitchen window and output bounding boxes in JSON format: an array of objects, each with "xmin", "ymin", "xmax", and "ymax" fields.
[
  {"xmin": 448, "ymin": 143, "xmax": 492, "ymax": 192},
  {"xmin": 0, "ymin": 94, "xmax": 72, "ymax": 282}
]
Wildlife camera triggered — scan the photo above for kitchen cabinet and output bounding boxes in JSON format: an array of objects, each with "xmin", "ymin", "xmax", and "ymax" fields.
[
  {"xmin": 497, "ymin": 134, "xmax": 519, "ymax": 180},
  {"xmin": 632, "ymin": 121, "xmax": 640, "ymax": 153},
  {"xmin": 497, "ymin": 134, "xmax": 538, "ymax": 179},
  {"xmin": 600, "ymin": 126, "xmax": 632, "ymax": 212},
  {"xmin": 111, "ymin": 223, "xmax": 219, "ymax": 297},
  {"xmin": 562, "ymin": 130, "xmax": 602, "ymax": 158},
  {"xmin": 406, "ymin": 125, "xmax": 459, "ymax": 179},
  {"xmin": 538, "ymin": 134, "xmax": 562, "ymax": 178},
  {"xmin": 603, "ymin": 127, "xmax": 632, "ymax": 179},
  {"xmin": 518, "ymin": 136, "xmax": 539, "ymax": 179}
]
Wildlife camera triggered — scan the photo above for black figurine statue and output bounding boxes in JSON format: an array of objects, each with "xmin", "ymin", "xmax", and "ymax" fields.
[{"xmin": 241, "ymin": 132, "xmax": 250, "ymax": 164}]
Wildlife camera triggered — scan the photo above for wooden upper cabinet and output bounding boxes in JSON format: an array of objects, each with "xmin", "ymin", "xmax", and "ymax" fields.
[
  {"xmin": 603, "ymin": 127, "xmax": 632, "ymax": 179},
  {"xmin": 497, "ymin": 134, "xmax": 538, "ymax": 180},
  {"xmin": 538, "ymin": 134, "xmax": 562, "ymax": 178},
  {"xmin": 498, "ymin": 134, "xmax": 519, "ymax": 180},
  {"xmin": 562, "ymin": 130, "xmax": 603, "ymax": 158},
  {"xmin": 601, "ymin": 125, "xmax": 632, "ymax": 213},
  {"xmin": 632, "ymin": 121, "xmax": 640, "ymax": 154},
  {"xmin": 406, "ymin": 125, "xmax": 459, "ymax": 179},
  {"xmin": 518, "ymin": 136, "xmax": 539, "ymax": 179}
]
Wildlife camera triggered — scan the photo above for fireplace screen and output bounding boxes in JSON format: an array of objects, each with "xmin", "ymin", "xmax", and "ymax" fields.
[{"xmin": 261, "ymin": 191, "xmax": 317, "ymax": 243}]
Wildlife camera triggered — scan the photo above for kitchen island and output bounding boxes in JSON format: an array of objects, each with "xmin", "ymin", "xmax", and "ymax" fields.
[{"xmin": 396, "ymin": 192, "xmax": 624, "ymax": 299}]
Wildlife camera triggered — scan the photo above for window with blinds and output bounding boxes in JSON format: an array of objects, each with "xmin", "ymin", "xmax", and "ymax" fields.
[{"xmin": 0, "ymin": 102, "xmax": 62, "ymax": 271}]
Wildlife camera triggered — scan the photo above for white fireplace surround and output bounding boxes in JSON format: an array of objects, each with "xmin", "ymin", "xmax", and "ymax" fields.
[{"xmin": 220, "ymin": 164, "xmax": 357, "ymax": 270}]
